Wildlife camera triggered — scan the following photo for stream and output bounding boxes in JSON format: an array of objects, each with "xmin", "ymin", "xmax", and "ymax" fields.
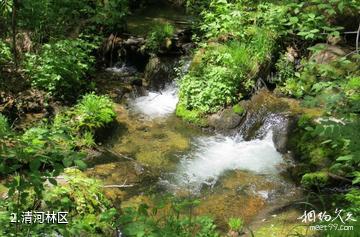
[
  {"xmin": 87, "ymin": 5, "xmax": 304, "ymax": 234},
  {"xmin": 88, "ymin": 65, "xmax": 302, "ymax": 232}
]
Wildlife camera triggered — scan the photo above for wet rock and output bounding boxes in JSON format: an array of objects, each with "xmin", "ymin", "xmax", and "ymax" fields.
[
  {"xmin": 208, "ymin": 108, "xmax": 243, "ymax": 130},
  {"xmin": 144, "ymin": 56, "xmax": 175, "ymax": 90},
  {"xmin": 271, "ymin": 116, "xmax": 297, "ymax": 153}
]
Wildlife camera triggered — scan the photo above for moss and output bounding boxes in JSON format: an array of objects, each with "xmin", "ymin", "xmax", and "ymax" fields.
[
  {"xmin": 175, "ymin": 102, "xmax": 207, "ymax": 126},
  {"xmin": 301, "ymin": 171, "xmax": 329, "ymax": 188},
  {"xmin": 232, "ymin": 104, "xmax": 245, "ymax": 115},
  {"xmin": 309, "ymin": 147, "xmax": 330, "ymax": 167}
]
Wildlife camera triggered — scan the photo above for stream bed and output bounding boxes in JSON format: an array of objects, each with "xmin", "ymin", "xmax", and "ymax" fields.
[
  {"xmin": 87, "ymin": 75, "xmax": 303, "ymax": 232},
  {"xmin": 87, "ymin": 5, "xmax": 308, "ymax": 235}
]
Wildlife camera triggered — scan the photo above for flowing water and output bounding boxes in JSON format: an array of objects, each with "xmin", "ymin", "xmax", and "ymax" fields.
[
  {"xmin": 130, "ymin": 83, "xmax": 179, "ymax": 118},
  {"xmin": 89, "ymin": 63, "xmax": 301, "ymax": 230},
  {"xmin": 90, "ymin": 7, "xmax": 303, "ymax": 233}
]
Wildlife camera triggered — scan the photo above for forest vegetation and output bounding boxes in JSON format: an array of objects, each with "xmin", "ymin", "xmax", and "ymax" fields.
[{"xmin": 0, "ymin": 0, "xmax": 360, "ymax": 236}]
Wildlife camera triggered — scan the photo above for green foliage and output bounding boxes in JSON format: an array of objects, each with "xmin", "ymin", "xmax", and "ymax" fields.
[
  {"xmin": 0, "ymin": 169, "xmax": 118, "ymax": 236},
  {"xmin": 281, "ymin": 55, "xmax": 359, "ymax": 103},
  {"xmin": 54, "ymin": 93, "xmax": 116, "ymax": 136},
  {"xmin": 284, "ymin": 0, "xmax": 360, "ymax": 40},
  {"xmin": 176, "ymin": 102, "xmax": 206, "ymax": 126},
  {"xmin": 0, "ymin": 40, "xmax": 11, "ymax": 65},
  {"xmin": 24, "ymin": 39, "xmax": 97, "ymax": 100},
  {"xmin": 179, "ymin": 30, "xmax": 275, "ymax": 114},
  {"xmin": 274, "ymin": 53, "xmax": 296, "ymax": 86},
  {"xmin": 146, "ymin": 23, "xmax": 175, "ymax": 52},
  {"xmin": 51, "ymin": 93, "xmax": 116, "ymax": 149},
  {"xmin": 92, "ymin": 0, "xmax": 129, "ymax": 33},
  {"xmin": 74, "ymin": 93, "xmax": 116, "ymax": 130},
  {"xmin": 290, "ymin": 115, "xmax": 360, "ymax": 190},
  {"xmin": 0, "ymin": 114, "xmax": 10, "ymax": 137},
  {"xmin": 0, "ymin": 123, "xmax": 86, "ymax": 225},
  {"xmin": 119, "ymin": 196, "xmax": 219, "ymax": 237},
  {"xmin": 345, "ymin": 188, "xmax": 360, "ymax": 216},
  {"xmin": 198, "ymin": 1, "xmax": 287, "ymax": 40},
  {"xmin": 15, "ymin": 0, "xmax": 128, "ymax": 41},
  {"xmin": 228, "ymin": 217, "xmax": 244, "ymax": 232}
]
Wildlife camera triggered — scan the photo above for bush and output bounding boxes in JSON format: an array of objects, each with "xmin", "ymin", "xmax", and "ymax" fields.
[
  {"xmin": 228, "ymin": 217, "xmax": 244, "ymax": 232},
  {"xmin": 74, "ymin": 93, "xmax": 116, "ymax": 131},
  {"xmin": 178, "ymin": 29, "xmax": 276, "ymax": 114},
  {"xmin": 18, "ymin": 0, "xmax": 129, "ymax": 40},
  {"xmin": 53, "ymin": 93, "xmax": 116, "ymax": 148},
  {"xmin": 24, "ymin": 39, "xmax": 97, "ymax": 100},
  {"xmin": 145, "ymin": 23, "xmax": 175, "ymax": 52},
  {"xmin": 119, "ymin": 196, "xmax": 219, "ymax": 237},
  {"xmin": 0, "ymin": 169, "xmax": 118, "ymax": 236}
]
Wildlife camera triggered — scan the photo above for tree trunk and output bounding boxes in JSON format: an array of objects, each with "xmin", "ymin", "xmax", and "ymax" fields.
[{"xmin": 11, "ymin": 0, "xmax": 18, "ymax": 68}]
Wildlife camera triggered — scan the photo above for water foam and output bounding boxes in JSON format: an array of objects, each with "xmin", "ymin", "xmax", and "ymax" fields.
[
  {"xmin": 173, "ymin": 131, "xmax": 283, "ymax": 190},
  {"xmin": 130, "ymin": 84, "xmax": 178, "ymax": 118}
]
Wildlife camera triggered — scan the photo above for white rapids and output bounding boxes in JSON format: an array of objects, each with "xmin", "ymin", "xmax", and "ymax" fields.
[
  {"xmin": 171, "ymin": 131, "xmax": 283, "ymax": 190},
  {"xmin": 130, "ymin": 84, "xmax": 178, "ymax": 118}
]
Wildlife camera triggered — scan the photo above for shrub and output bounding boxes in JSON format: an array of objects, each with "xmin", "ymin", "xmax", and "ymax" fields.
[
  {"xmin": 119, "ymin": 196, "xmax": 219, "ymax": 237},
  {"xmin": 178, "ymin": 29, "xmax": 276, "ymax": 114},
  {"xmin": 228, "ymin": 217, "xmax": 244, "ymax": 232},
  {"xmin": 42, "ymin": 168, "xmax": 118, "ymax": 236},
  {"xmin": 145, "ymin": 23, "xmax": 175, "ymax": 52},
  {"xmin": 52, "ymin": 93, "xmax": 116, "ymax": 148},
  {"xmin": 0, "ymin": 169, "xmax": 118, "ymax": 236},
  {"xmin": 73, "ymin": 93, "xmax": 116, "ymax": 131},
  {"xmin": 24, "ymin": 39, "xmax": 97, "ymax": 100}
]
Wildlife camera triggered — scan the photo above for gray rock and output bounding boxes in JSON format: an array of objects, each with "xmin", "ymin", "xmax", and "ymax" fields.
[{"xmin": 208, "ymin": 108, "xmax": 242, "ymax": 130}]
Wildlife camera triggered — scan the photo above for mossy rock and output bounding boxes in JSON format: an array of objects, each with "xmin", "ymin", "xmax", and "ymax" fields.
[
  {"xmin": 208, "ymin": 108, "xmax": 242, "ymax": 130},
  {"xmin": 232, "ymin": 104, "xmax": 245, "ymax": 115},
  {"xmin": 301, "ymin": 171, "xmax": 329, "ymax": 188}
]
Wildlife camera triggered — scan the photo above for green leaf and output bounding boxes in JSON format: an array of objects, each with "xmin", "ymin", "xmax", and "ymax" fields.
[
  {"xmin": 336, "ymin": 155, "xmax": 353, "ymax": 161},
  {"xmin": 48, "ymin": 178, "xmax": 57, "ymax": 186},
  {"xmin": 74, "ymin": 159, "xmax": 87, "ymax": 170},
  {"xmin": 30, "ymin": 159, "xmax": 41, "ymax": 171}
]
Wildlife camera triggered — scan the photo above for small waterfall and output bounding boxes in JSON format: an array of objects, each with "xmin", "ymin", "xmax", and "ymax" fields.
[
  {"xmin": 165, "ymin": 131, "xmax": 283, "ymax": 192},
  {"xmin": 106, "ymin": 62, "xmax": 138, "ymax": 75},
  {"xmin": 130, "ymin": 83, "xmax": 178, "ymax": 118}
]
